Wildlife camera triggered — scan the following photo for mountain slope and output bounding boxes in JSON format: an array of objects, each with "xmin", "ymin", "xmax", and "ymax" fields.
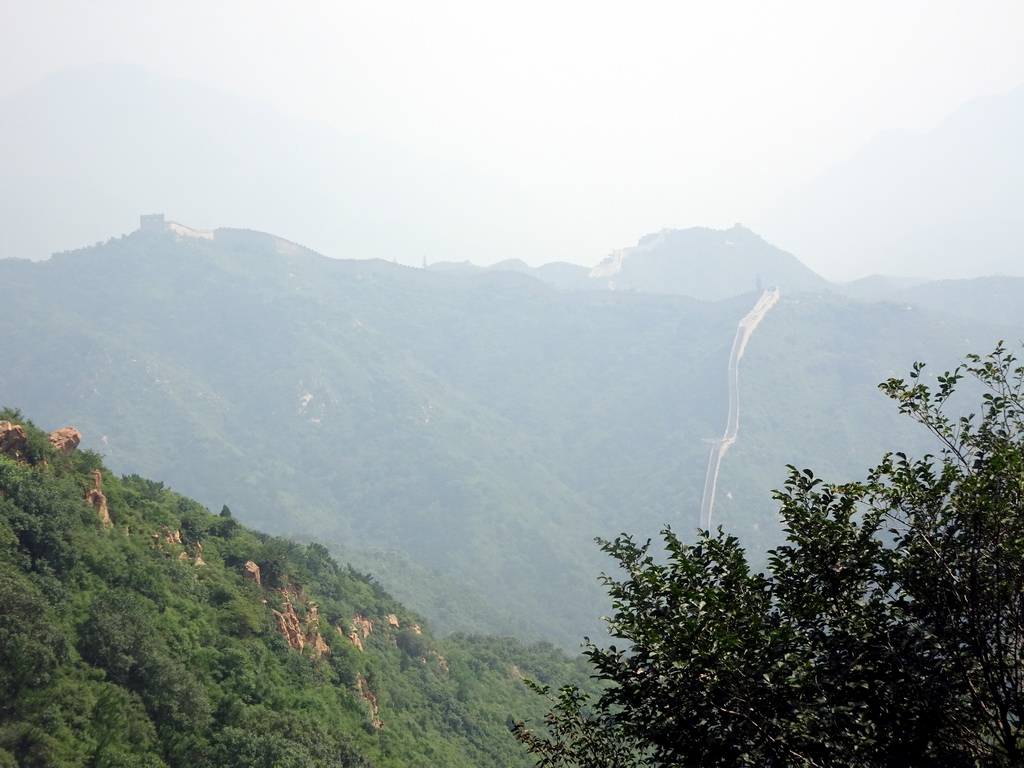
[
  {"xmin": 0, "ymin": 226, "xmax": 747, "ymax": 643},
  {"xmin": 0, "ymin": 224, "xmax": 1013, "ymax": 644},
  {"xmin": 0, "ymin": 410, "xmax": 590, "ymax": 767}
]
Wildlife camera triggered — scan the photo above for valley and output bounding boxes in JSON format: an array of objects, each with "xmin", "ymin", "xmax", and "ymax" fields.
[{"xmin": 2, "ymin": 220, "xmax": 1015, "ymax": 647}]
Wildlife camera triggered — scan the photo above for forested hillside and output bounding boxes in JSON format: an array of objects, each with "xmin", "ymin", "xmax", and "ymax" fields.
[
  {"xmin": 0, "ymin": 410, "xmax": 591, "ymax": 767},
  {"xmin": 0, "ymin": 225, "xmax": 1012, "ymax": 644}
]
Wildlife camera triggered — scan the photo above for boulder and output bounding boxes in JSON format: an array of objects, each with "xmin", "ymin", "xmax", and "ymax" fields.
[
  {"xmin": 49, "ymin": 427, "xmax": 81, "ymax": 454},
  {"xmin": 0, "ymin": 421, "xmax": 28, "ymax": 456},
  {"xmin": 243, "ymin": 560, "xmax": 262, "ymax": 586}
]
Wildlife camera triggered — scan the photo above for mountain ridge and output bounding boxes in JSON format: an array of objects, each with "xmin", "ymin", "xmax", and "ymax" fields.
[{"xmin": 2, "ymin": 222, "xmax": 1014, "ymax": 647}]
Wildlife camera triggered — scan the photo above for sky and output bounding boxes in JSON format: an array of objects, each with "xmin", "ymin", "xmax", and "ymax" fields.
[{"xmin": 4, "ymin": 1, "xmax": 1024, "ymax": 276}]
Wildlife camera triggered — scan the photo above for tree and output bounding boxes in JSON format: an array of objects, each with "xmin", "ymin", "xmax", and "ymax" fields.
[{"xmin": 515, "ymin": 343, "xmax": 1024, "ymax": 767}]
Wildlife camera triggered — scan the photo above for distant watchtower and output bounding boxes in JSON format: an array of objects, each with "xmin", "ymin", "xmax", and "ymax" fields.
[{"xmin": 139, "ymin": 213, "xmax": 165, "ymax": 232}]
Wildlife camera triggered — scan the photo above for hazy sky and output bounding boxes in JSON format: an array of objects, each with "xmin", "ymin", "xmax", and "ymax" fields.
[{"xmin": 4, "ymin": 1, "xmax": 1024, "ymax": 273}]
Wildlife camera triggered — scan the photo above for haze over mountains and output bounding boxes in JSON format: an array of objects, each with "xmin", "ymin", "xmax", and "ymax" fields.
[
  {"xmin": 2, "ymin": 61, "xmax": 1023, "ymax": 647},
  {"xmin": 753, "ymin": 84, "xmax": 1024, "ymax": 280},
  {"xmin": 0, "ymin": 63, "xmax": 557, "ymax": 266},
  {"xmin": 3, "ymin": 9, "xmax": 1023, "ymax": 760},
  {"xmin": 2, "ymin": 63, "xmax": 1023, "ymax": 281},
  {"xmin": 431, "ymin": 225, "xmax": 828, "ymax": 301}
]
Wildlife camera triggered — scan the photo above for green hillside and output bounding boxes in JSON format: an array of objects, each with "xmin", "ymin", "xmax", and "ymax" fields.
[
  {"xmin": 0, "ymin": 228, "xmax": 737, "ymax": 643},
  {"xmin": 0, "ymin": 226, "xmax": 1013, "ymax": 644},
  {"xmin": 0, "ymin": 410, "xmax": 591, "ymax": 767}
]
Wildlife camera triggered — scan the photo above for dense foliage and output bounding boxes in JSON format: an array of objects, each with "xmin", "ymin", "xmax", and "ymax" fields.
[
  {"xmin": 515, "ymin": 344, "xmax": 1024, "ymax": 766},
  {"xmin": 0, "ymin": 408, "xmax": 593, "ymax": 767}
]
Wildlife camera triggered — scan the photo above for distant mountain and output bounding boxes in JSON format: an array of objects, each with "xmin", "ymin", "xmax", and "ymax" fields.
[
  {"xmin": 431, "ymin": 224, "xmax": 829, "ymax": 300},
  {"xmin": 585, "ymin": 225, "xmax": 829, "ymax": 300},
  {"xmin": 831, "ymin": 274, "xmax": 931, "ymax": 302},
  {"xmin": 428, "ymin": 257, "xmax": 593, "ymax": 291},
  {"xmin": 0, "ymin": 62, "xmax": 557, "ymax": 264},
  {"xmin": 850, "ymin": 275, "xmax": 1024, "ymax": 329},
  {"xmin": 754, "ymin": 84, "xmax": 1024, "ymax": 279}
]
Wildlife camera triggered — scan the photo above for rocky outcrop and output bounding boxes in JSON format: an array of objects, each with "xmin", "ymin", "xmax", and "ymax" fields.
[
  {"xmin": 151, "ymin": 527, "xmax": 183, "ymax": 548},
  {"xmin": 0, "ymin": 421, "xmax": 28, "ymax": 457},
  {"xmin": 356, "ymin": 674, "xmax": 383, "ymax": 729},
  {"xmin": 243, "ymin": 561, "xmax": 262, "ymax": 586},
  {"xmin": 274, "ymin": 600, "xmax": 305, "ymax": 652},
  {"xmin": 306, "ymin": 603, "xmax": 330, "ymax": 657},
  {"xmin": 311, "ymin": 632, "xmax": 330, "ymax": 657},
  {"xmin": 0, "ymin": 423, "xmax": 80, "ymax": 460},
  {"xmin": 353, "ymin": 614, "xmax": 373, "ymax": 638},
  {"xmin": 48, "ymin": 427, "xmax": 81, "ymax": 454},
  {"xmin": 335, "ymin": 624, "xmax": 361, "ymax": 650},
  {"xmin": 87, "ymin": 469, "xmax": 112, "ymax": 526},
  {"xmin": 272, "ymin": 596, "xmax": 331, "ymax": 658},
  {"xmin": 386, "ymin": 613, "xmax": 400, "ymax": 628},
  {"xmin": 344, "ymin": 614, "xmax": 374, "ymax": 651},
  {"xmin": 148, "ymin": 526, "xmax": 206, "ymax": 564}
]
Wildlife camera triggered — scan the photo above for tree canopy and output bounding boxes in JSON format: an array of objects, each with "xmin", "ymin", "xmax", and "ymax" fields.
[{"xmin": 515, "ymin": 343, "xmax": 1024, "ymax": 767}]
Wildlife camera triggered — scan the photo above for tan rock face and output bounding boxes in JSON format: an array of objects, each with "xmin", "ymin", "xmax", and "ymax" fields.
[
  {"xmin": 340, "ymin": 625, "xmax": 363, "ymax": 651},
  {"xmin": 151, "ymin": 526, "xmax": 183, "ymax": 547},
  {"xmin": 352, "ymin": 614, "xmax": 373, "ymax": 638},
  {"xmin": 356, "ymin": 673, "xmax": 384, "ymax": 728},
  {"xmin": 49, "ymin": 427, "xmax": 81, "ymax": 454},
  {"xmin": 311, "ymin": 632, "xmax": 330, "ymax": 658},
  {"xmin": 274, "ymin": 601, "xmax": 306, "ymax": 652},
  {"xmin": 243, "ymin": 561, "xmax": 262, "ymax": 586},
  {"xmin": 0, "ymin": 421, "xmax": 28, "ymax": 456},
  {"xmin": 304, "ymin": 602, "xmax": 331, "ymax": 658},
  {"xmin": 87, "ymin": 469, "xmax": 112, "ymax": 527},
  {"xmin": 272, "ymin": 596, "xmax": 331, "ymax": 658},
  {"xmin": 342, "ymin": 614, "xmax": 375, "ymax": 651}
]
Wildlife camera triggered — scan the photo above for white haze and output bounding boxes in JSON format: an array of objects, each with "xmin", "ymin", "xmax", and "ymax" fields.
[{"xmin": 3, "ymin": 0, "xmax": 1024, "ymax": 279}]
